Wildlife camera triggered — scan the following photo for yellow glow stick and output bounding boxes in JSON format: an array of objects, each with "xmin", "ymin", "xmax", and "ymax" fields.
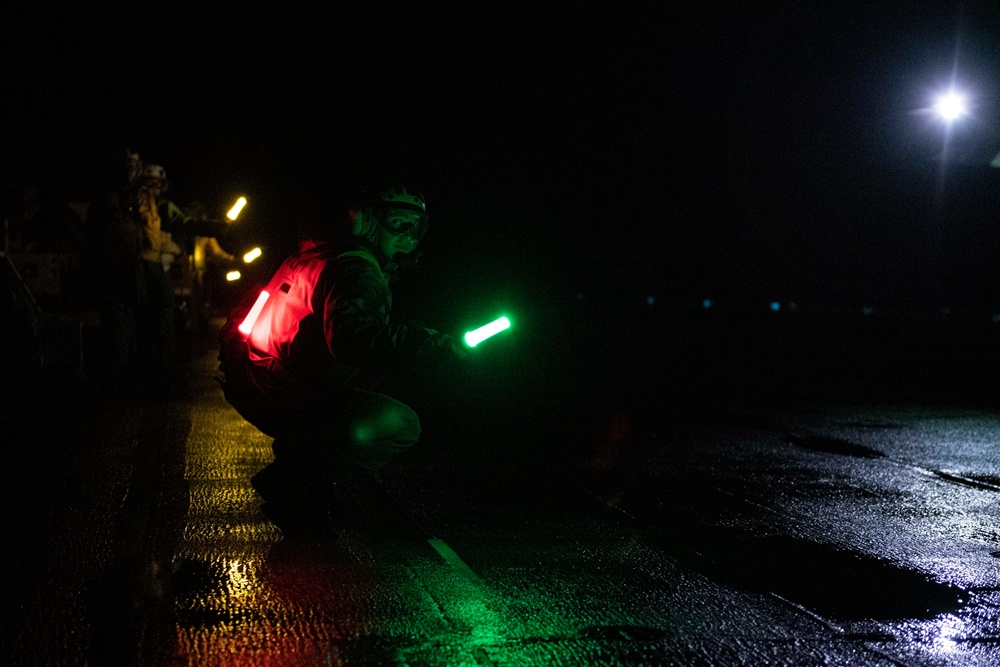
[{"xmin": 227, "ymin": 197, "xmax": 247, "ymax": 221}]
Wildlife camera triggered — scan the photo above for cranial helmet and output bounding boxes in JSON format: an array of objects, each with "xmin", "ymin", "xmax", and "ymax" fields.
[
  {"xmin": 377, "ymin": 185, "xmax": 426, "ymax": 214},
  {"xmin": 140, "ymin": 164, "xmax": 168, "ymax": 195},
  {"xmin": 352, "ymin": 183, "xmax": 428, "ymax": 242},
  {"xmin": 142, "ymin": 164, "xmax": 166, "ymax": 181}
]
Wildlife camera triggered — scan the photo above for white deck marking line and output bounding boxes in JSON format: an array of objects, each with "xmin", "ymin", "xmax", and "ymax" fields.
[{"xmin": 427, "ymin": 538, "xmax": 482, "ymax": 582}]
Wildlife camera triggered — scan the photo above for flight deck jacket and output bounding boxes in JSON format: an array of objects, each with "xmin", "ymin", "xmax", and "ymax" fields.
[{"xmin": 243, "ymin": 238, "xmax": 460, "ymax": 392}]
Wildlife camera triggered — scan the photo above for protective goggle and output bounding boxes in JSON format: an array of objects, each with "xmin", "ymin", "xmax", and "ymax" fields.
[{"xmin": 379, "ymin": 209, "xmax": 428, "ymax": 242}]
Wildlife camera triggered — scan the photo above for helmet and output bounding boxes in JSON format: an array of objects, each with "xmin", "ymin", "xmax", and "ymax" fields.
[
  {"xmin": 377, "ymin": 185, "xmax": 426, "ymax": 214},
  {"xmin": 140, "ymin": 164, "xmax": 168, "ymax": 194},
  {"xmin": 142, "ymin": 164, "xmax": 166, "ymax": 181},
  {"xmin": 352, "ymin": 183, "xmax": 428, "ymax": 242}
]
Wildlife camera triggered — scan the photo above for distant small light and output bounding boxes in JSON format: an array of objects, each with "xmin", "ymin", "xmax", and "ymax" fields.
[
  {"xmin": 646, "ymin": 295, "xmax": 656, "ymax": 306},
  {"xmin": 770, "ymin": 301, "xmax": 781, "ymax": 312},
  {"xmin": 992, "ymin": 314, "xmax": 1000, "ymax": 323},
  {"xmin": 702, "ymin": 299, "xmax": 713, "ymax": 309},
  {"xmin": 862, "ymin": 306, "xmax": 874, "ymax": 316},
  {"xmin": 226, "ymin": 270, "xmax": 242, "ymax": 282},
  {"xmin": 243, "ymin": 247, "xmax": 262, "ymax": 263},
  {"xmin": 575, "ymin": 293, "xmax": 585, "ymax": 302}
]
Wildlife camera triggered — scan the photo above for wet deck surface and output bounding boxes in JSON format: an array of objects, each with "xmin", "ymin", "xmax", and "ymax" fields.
[{"xmin": 3, "ymin": 316, "xmax": 1000, "ymax": 666}]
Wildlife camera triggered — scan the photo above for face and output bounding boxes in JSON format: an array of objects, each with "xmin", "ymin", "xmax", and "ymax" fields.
[
  {"xmin": 375, "ymin": 209, "xmax": 425, "ymax": 259},
  {"xmin": 147, "ymin": 178, "xmax": 164, "ymax": 196},
  {"xmin": 375, "ymin": 225, "xmax": 418, "ymax": 259}
]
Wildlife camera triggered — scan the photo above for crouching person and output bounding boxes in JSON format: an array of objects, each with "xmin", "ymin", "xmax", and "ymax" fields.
[{"xmin": 218, "ymin": 183, "xmax": 466, "ymax": 535}]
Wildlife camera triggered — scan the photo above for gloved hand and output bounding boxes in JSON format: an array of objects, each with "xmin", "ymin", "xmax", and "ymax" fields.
[{"xmin": 443, "ymin": 333, "xmax": 468, "ymax": 361}]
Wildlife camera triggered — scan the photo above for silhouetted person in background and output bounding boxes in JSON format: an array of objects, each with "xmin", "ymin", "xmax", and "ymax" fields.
[
  {"xmin": 86, "ymin": 149, "xmax": 182, "ymax": 397},
  {"xmin": 141, "ymin": 164, "xmax": 233, "ymax": 355},
  {"xmin": 85, "ymin": 148, "xmax": 145, "ymax": 395},
  {"xmin": 134, "ymin": 164, "xmax": 182, "ymax": 396},
  {"xmin": 141, "ymin": 164, "xmax": 229, "ymax": 257},
  {"xmin": 184, "ymin": 201, "xmax": 239, "ymax": 322}
]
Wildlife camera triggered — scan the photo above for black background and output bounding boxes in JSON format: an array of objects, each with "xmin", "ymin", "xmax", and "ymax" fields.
[{"xmin": 5, "ymin": 2, "xmax": 1000, "ymax": 318}]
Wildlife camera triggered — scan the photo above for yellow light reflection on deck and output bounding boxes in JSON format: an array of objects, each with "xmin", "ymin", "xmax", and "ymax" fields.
[
  {"xmin": 226, "ymin": 559, "xmax": 253, "ymax": 601},
  {"xmin": 226, "ymin": 270, "xmax": 242, "ymax": 282},
  {"xmin": 227, "ymin": 196, "xmax": 247, "ymax": 221},
  {"xmin": 243, "ymin": 247, "xmax": 262, "ymax": 263}
]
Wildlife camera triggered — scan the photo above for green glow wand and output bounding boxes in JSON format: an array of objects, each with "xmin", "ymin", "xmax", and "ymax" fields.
[{"xmin": 463, "ymin": 316, "xmax": 511, "ymax": 348}]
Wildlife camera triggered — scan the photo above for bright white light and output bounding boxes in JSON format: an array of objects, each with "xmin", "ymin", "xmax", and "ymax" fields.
[
  {"xmin": 238, "ymin": 290, "xmax": 269, "ymax": 335},
  {"xmin": 933, "ymin": 91, "xmax": 968, "ymax": 121},
  {"xmin": 226, "ymin": 270, "xmax": 242, "ymax": 282},
  {"xmin": 933, "ymin": 615, "xmax": 966, "ymax": 653}
]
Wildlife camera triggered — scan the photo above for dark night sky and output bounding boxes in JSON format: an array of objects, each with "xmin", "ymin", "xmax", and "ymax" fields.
[{"xmin": 5, "ymin": 2, "xmax": 1000, "ymax": 312}]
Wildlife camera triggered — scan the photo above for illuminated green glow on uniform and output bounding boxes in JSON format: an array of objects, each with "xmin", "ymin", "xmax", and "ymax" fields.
[{"xmin": 464, "ymin": 316, "xmax": 511, "ymax": 347}]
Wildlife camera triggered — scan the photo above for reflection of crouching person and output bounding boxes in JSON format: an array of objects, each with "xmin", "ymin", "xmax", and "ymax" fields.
[{"xmin": 218, "ymin": 184, "xmax": 466, "ymax": 531}]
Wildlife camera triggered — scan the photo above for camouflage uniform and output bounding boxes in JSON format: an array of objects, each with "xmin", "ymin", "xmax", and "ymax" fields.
[{"xmin": 227, "ymin": 236, "xmax": 463, "ymax": 478}]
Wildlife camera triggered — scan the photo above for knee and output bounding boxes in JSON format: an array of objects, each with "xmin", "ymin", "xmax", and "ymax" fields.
[
  {"xmin": 350, "ymin": 403, "xmax": 421, "ymax": 449},
  {"xmin": 340, "ymin": 404, "xmax": 420, "ymax": 473},
  {"xmin": 399, "ymin": 407, "xmax": 421, "ymax": 447}
]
